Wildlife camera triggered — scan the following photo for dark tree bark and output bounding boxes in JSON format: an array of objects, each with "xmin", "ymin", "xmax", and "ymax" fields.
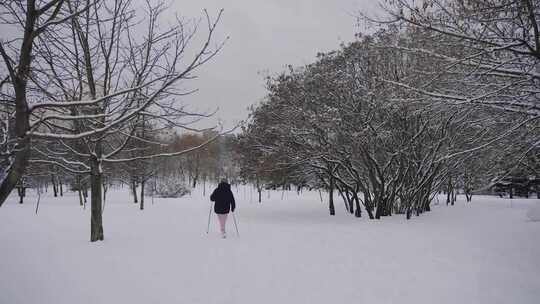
[
  {"xmin": 51, "ymin": 174, "xmax": 58, "ymax": 197},
  {"xmin": 423, "ymin": 196, "xmax": 431, "ymax": 212},
  {"xmin": 364, "ymin": 192, "xmax": 374, "ymax": 219},
  {"xmin": 132, "ymin": 179, "xmax": 138, "ymax": 203},
  {"xmin": 446, "ymin": 177, "xmax": 454, "ymax": 205},
  {"xmin": 336, "ymin": 185, "xmax": 351, "ymax": 213},
  {"xmin": 103, "ymin": 181, "xmax": 108, "ymax": 202},
  {"xmin": 140, "ymin": 180, "xmax": 145, "ymax": 210},
  {"xmin": 344, "ymin": 189, "xmax": 353, "ymax": 214},
  {"xmin": 256, "ymin": 177, "xmax": 262, "ymax": 203},
  {"xmin": 328, "ymin": 175, "xmax": 335, "ymax": 216},
  {"xmin": 78, "ymin": 184, "xmax": 84, "ymax": 206},
  {"xmin": 353, "ymin": 192, "xmax": 361, "ymax": 218},
  {"xmin": 17, "ymin": 186, "xmax": 25, "ymax": 204},
  {"xmin": 465, "ymin": 191, "xmax": 472, "ymax": 202},
  {"xmin": 0, "ymin": 0, "xmax": 39, "ymax": 207},
  {"xmin": 375, "ymin": 196, "xmax": 384, "ymax": 219},
  {"xmin": 90, "ymin": 158, "xmax": 104, "ymax": 242}
]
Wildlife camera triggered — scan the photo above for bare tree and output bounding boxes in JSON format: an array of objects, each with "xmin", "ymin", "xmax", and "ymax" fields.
[
  {"xmin": 1, "ymin": 0, "xmax": 227, "ymax": 241},
  {"xmin": 0, "ymin": 0, "xmax": 87, "ymax": 204},
  {"xmin": 363, "ymin": 0, "xmax": 540, "ymax": 173}
]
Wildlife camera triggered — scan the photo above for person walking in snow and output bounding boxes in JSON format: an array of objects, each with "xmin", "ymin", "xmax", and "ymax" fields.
[{"xmin": 210, "ymin": 179, "xmax": 236, "ymax": 238}]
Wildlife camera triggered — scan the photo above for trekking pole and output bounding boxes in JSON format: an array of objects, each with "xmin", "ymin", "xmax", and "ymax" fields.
[
  {"xmin": 206, "ymin": 203, "xmax": 212, "ymax": 234},
  {"xmin": 232, "ymin": 212, "xmax": 239, "ymax": 237}
]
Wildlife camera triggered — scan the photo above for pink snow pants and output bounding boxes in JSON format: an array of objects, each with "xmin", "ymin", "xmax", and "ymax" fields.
[{"xmin": 217, "ymin": 214, "xmax": 228, "ymax": 233}]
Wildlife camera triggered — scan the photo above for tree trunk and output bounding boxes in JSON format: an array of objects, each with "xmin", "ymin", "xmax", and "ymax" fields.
[
  {"xmin": 78, "ymin": 187, "xmax": 84, "ymax": 206},
  {"xmin": 103, "ymin": 181, "xmax": 108, "ymax": 202},
  {"xmin": 0, "ymin": 4, "xmax": 36, "ymax": 207},
  {"xmin": 17, "ymin": 186, "xmax": 25, "ymax": 204},
  {"xmin": 51, "ymin": 174, "xmax": 58, "ymax": 197},
  {"xmin": 348, "ymin": 197, "xmax": 354, "ymax": 215},
  {"xmin": 446, "ymin": 177, "xmax": 453, "ymax": 205},
  {"xmin": 192, "ymin": 175, "xmax": 198, "ymax": 188},
  {"xmin": 132, "ymin": 180, "xmax": 138, "ymax": 203},
  {"xmin": 140, "ymin": 180, "xmax": 145, "ymax": 210},
  {"xmin": 328, "ymin": 175, "xmax": 335, "ymax": 216},
  {"xmin": 256, "ymin": 178, "xmax": 262, "ymax": 203},
  {"xmin": 375, "ymin": 192, "xmax": 385, "ymax": 219},
  {"xmin": 90, "ymin": 159, "xmax": 104, "ymax": 242},
  {"xmin": 366, "ymin": 207, "xmax": 375, "ymax": 219},
  {"xmin": 384, "ymin": 195, "xmax": 392, "ymax": 216},
  {"xmin": 424, "ymin": 196, "xmax": 431, "ymax": 212},
  {"xmin": 337, "ymin": 187, "xmax": 349, "ymax": 213},
  {"xmin": 59, "ymin": 180, "xmax": 63, "ymax": 196},
  {"xmin": 465, "ymin": 191, "xmax": 472, "ymax": 202},
  {"xmin": 341, "ymin": 189, "xmax": 353, "ymax": 214},
  {"xmin": 364, "ymin": 192, "xmax": 374, "ymax": 219},
  {"xmin": 353, "ymin": 192, "xmax": 361, "ymax": 218}
]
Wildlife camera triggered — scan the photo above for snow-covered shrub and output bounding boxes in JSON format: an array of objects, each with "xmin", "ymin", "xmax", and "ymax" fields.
[{"xmin": 152, "ymin": 180, "xmax": 190, "ymax": 198}]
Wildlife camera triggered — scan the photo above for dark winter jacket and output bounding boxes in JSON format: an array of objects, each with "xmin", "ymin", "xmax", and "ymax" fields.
[{"xmin": 210, "ymin": 182, "xmax": 236, "ymax": 214}]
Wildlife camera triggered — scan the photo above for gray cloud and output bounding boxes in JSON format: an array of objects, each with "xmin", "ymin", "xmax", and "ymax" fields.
[
  {"xmin": 172, "ymin": 0, "xmax": 379, "ymax": 130},
  {"xmin": 0, "ymin": 1, "xmax": 379, "ymax": 131}
]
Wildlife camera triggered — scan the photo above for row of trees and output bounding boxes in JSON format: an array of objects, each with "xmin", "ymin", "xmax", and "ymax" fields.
[
  {"xmin": 151, "ymin": 131, "xmax": 238, "ymax": 197},
  {"xmin": 15, "ymin": 130, "xmax": 237, "ymax": 206},
  {"xmin": 236, "ymin": 0, "xmax": 539, "ymax": 218},
  {"xmin": 0, "ymin": 0, "xmax": 227, "ymax": 241}
]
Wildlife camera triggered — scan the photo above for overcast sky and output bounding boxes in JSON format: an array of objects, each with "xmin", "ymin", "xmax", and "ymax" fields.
[{"xmin": 171, "ymin": 0, "xmax": 380, "ymax": 131}]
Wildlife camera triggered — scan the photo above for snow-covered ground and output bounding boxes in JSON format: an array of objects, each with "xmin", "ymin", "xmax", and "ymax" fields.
[{"xmin": 1, "ymin": 186, "xmax": 539, "ymax": 304}]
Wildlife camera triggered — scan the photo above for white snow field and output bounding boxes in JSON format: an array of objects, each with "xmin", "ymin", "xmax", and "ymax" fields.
[{"xmin": 1, "ymin": 186, "xmax": 539, "ymax": 304}]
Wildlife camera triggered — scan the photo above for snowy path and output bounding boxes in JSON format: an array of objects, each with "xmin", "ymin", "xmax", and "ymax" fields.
[{"xmin": 1, "ymin": 188, "xmax": 539, "ymax": 304}]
